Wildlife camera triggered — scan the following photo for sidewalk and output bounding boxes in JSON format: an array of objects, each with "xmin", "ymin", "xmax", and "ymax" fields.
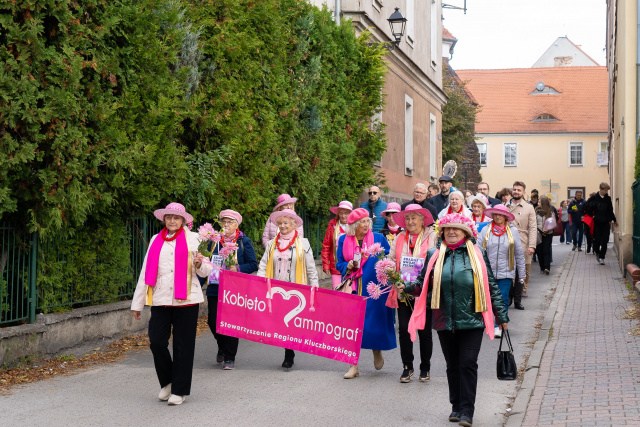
[{"xmin": 509, "ymin": 248, "xmax": 640, "ymax": 426}]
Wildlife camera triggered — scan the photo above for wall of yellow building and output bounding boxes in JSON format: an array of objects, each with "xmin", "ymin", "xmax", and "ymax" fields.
[
  {"xmin": 608, "ymin": 0, "xmax": 637, "ymax": 270},
  {"xmin": 476, "ymin": 133, "xmax": 608, "ymax": 206}
]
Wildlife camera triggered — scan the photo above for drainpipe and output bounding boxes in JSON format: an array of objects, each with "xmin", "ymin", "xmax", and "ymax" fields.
[
  {"xmin": 335, "ymin": 0, "xmax": 341, "ymax": 25},
  {"xmin": 636, "ymin": 0, "xmax": 640, "ymax": 145}
]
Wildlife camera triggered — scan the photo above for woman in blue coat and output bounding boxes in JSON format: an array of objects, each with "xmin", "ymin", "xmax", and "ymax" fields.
[
  {"xmin": 202, "ymin": 209, "xmax": 257, "ymax": 370},
  {"xmin": 336, "ymin": 208, "xmax": 396, "ymax": 379}
]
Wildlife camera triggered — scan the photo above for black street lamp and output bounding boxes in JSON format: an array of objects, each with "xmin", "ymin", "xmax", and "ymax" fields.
[{"xmin": 387, "ymin": 7, "xmax": 407, "ymax": 50}]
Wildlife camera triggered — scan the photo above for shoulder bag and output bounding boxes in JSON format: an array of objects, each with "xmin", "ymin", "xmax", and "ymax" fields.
[
  {"xmin": 496, "ymin": 329, "xmax": 517, "ymax": 380},
  {"xmin": 334, "ymin": 276, "xmax": 353, "ymax": 294}
]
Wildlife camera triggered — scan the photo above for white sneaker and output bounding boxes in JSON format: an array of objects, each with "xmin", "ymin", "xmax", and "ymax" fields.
[
  {"xmin": 168, "ymin": 394, "xmax": 185, "ymax": 405},
  {"xmin": 158, "ymin": 384, "xmax": 171, "ymax": 401},
  {"xmin": 599, "ymin": 258, "xmax": 605, "ymax": 265},
  {"xmin": 494, "ymin": 327, "xmax": 502, "ymax": 338}
]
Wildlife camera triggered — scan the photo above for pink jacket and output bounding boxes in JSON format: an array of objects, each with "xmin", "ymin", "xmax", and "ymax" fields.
[
  {"xmin": 131, "ymin": 231, "xmax": 212, "ymax": 311},
  {"xmin": 262, "ymin": 217, "xmax": 304, "ymax": 248}
]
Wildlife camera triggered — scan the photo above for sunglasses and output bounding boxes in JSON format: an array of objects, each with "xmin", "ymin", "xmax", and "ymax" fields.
[{"xmin": 368, "ymin": 191, "xmax": 378, "ymax": 195}]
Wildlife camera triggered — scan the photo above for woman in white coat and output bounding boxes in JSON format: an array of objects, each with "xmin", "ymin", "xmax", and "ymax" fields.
[
  {"xmin": 131, "ymin": 202, "xmax": 213, "ymax": 406},
  {"xmin": 438, "ymin": 190, "xmax": 473, "ymax": 220},
  {"xmin": 258, "ymin": 209, "xmax": 318, "ymax": 368}
]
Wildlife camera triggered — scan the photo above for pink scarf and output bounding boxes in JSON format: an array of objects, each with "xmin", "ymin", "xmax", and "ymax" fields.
[
  {"xmin": 342, "ymin": 230, "xmax": 374, "ymax": 291},
  {"xmin": 407, "ymin": 245, "xmax": 495, "ymax": 341},
  {"xmin": 145, "ymin": 227, "xmax": 190, "ymax": 300},
  {"xmin": 388, "ymin": 224, "xmax": 400, "ymax": 232},
  {"xmin": 447, "ymin": 238, "xmax": 466, "ymax": 250}
]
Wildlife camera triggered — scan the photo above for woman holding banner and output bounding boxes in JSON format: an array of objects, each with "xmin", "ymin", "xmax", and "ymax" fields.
[
  {"xmin": 406, "ymin": 213, "xmax": 508, "ymax": 426},
  {"xmin": 203, "ymin": 209, "xmax": 258, "ymax": 370},
  {"xmin": 336, "ymin": 208, "xmax": 395, "ymax": 379},
  {"xmin": 131, "ymin": 202, "xmax": 213, "ymax": 406},
  {"xmin": 387, "ymin": 204, "xmax": 437, "ymax": 383},
  {"xmin": 258, "ymin": 209, "xmax": 319, "ymax": 369}
]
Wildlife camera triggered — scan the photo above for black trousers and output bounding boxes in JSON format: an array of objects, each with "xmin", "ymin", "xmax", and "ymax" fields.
[
  {"xmin": 437, "ymin": 329, "xmax": 484, "ymax": 418},
  {"xmin": 207, "ymin": 296, "xmax": 239, "ymax": 362},
  {"xmin": 397, "ymin": 300, "xmax": 432, "ymax": 371},
  {"xmin": 536, "ymin": 234, "xmax": 553, "ymax": 271},
  {"xmin": 593, "ymin": 221, "xmax": 611, "ymax": 259},
  {"xmin": 148, "ymin": 304, "xmax": 199, "ymax": 396}
]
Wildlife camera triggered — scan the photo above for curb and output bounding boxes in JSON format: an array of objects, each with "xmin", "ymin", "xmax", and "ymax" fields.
[{"xmin": 505, "ymin": 250, "xmax": 576, "ymax": 427}]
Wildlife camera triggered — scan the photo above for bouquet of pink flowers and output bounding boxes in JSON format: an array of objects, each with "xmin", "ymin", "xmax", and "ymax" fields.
[
  {"xmin": 197, "ymin": 223, "xmax": 221, "ymax": 257},
  {"xmin": 361, "ymin": 242, "xmax": 385, "ymax": 259},
  {"xmin": 218, "ymin": 241, "xmax": 239, "ymax": 268}
]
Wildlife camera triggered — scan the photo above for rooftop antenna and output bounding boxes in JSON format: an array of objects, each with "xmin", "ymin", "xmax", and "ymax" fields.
[{"xmin": 442, "ymin": 0, "xmax": 467, "ymax": 14}]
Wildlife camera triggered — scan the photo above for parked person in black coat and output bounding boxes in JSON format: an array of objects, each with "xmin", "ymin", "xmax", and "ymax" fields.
[
  {"xmin": 583, "ymin": 183, "xmax": 618, "ymax": 264},
  {"xmin": 401, "ymin": 183, "xmax": 438, "ymax": 225}
]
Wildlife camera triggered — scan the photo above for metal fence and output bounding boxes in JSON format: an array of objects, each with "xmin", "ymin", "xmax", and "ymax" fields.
[
  {"xmin": 633, "ymin": 179, "xmax": 640, "ymax": 266},
  {"xmin": 0, "ymin": 212, "xmax": 330, "ymax": 327}
]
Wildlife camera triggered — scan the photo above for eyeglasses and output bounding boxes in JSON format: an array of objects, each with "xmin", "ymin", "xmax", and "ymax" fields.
[
  {"xmin": 368, "ymin": 191, "xmax": 378, "ymax": 195},
  {"xmin": 220, "ymin": 219, "xmax": 236, "ymax": 225},
  {"xmin": 414, "ymin": 191, "xmax": 427, "ymax": 195}
]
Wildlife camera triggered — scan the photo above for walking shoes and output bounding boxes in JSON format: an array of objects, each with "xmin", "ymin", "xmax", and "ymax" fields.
[
  {"xmin": 344, "ymin": 364, "xmax": 359, "ymax": 379},
  {"xmin": 400, "ymin": 366, "xmax": 413, "ymax": 383},
  {"xmin": 458, "ymin": 414, "xmax": 473, "ymax": 426},
  {"xmin": 158, "ymin": 383, "xmax": 171, "ymax": 401},
  {"xmin": 418, "ymin": 370, "xmax": 430, "ymax": 382},
  {"xmin": 372, "ymin": 350, "xmax": 384, "ymax": 370},
  {"xmin": 168, "ymin": 394, "xmax": 185, "ymax": 405},
  {"xmin": 216, "ymin": 350, "xmax": 224, "ymax": 364},
  {"xmin": 494, "ymin": 326, "xmax": 502, "ymax": 338},
  {"xmin": 223, "ymin": 361, "xmax": 235, "ymax": 370}
]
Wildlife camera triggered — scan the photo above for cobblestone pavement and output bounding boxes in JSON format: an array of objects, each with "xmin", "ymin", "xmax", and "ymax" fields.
[{"xmin": 519, "ymin": 248, "xmax": 640, "ymax": 427}]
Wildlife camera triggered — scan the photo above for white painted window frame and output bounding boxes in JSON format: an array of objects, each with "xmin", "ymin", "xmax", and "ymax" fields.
[
  {"xmin": 406, "ymin": 0, "xmax": 415, "ymax": 48},
  {"xmin": 405, "ymin": 95, "xmax": 414, "ymax": 176},
  {"xmin": 502, "ymin": 142, "xmax": 518, "ymax": 167},
  {"xmin": 429, "ymin": 113, "xmax": 437, "ymax": 178},
  {"xmin": 476, "ymin": 142, "xmax": 488, "ymax": 167},
  {"xmin": 430, "ymin": 0, "xmax": 438, "ymax": 69},
  {"xmin": 568, "ymin": 141, "xmax": 584, "ymax": 167}
]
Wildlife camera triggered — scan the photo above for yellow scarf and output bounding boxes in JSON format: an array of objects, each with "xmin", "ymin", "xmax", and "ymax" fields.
[
  {"xmin": 406, "ymin": 230, "xmax": 424, "ymax": 257},
  {"xmin": 265, "ymin": 234, "xmax": 307, "ymax": 285},
  {"xmin": 430, "ymin": 240, "xmax": 488, "ymax": 312},
  {"xmin": 482, "ymin": 224, "xmax": 515, "ymax": 271}
]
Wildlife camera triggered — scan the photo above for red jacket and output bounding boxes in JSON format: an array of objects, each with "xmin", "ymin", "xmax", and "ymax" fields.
[{"xmin": 321, "ymin": 218, "xmax": 348, "ymax": 275}]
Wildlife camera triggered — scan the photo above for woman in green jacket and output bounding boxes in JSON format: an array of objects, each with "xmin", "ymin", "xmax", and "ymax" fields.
[{"xmin": 400, "ymin": 213, "xmax": 509, "ymax": 427}]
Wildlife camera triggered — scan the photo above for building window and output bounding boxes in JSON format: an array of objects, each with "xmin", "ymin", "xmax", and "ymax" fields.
[
  {"xmin": 532, "ymin": 113, "xmax": 559, "ymax": 122},
  {"xmin": 373, "ymin": 0, "xmax": 383, "ymax": 12},
  {"xmin": 568, "ymin": 187, "xmax": 585, "ymax": 199},
  {"xmin": 405, "ymin": 95, "xmax": 414, "ymax": 176},
  {"xmin": 597, "ymin": 140, "xmax": 608, "ymax": 166},
  {"xmin": 503, "ymin": 142, "xmax": 517, "ymax": 167},
  {"xmin": 430, "ymin": 0, "xmax": 438, "ymax": 68},
  {"xmin": 430, "ymin": 113, "xmax": 436, "ymax": 179},
  {"xmin": 477, "ymin": 142, "xmax": 487, "ymax": 167},
  {"xmin": 406, "ymin": 0, "xmax": 414, "ymax": 46},
  {"xmin": 569, "ymin": 141, "xmax": 584, "ymax": 166}
]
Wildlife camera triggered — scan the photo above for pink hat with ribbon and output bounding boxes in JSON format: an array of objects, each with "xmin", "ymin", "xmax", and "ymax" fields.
[
  {"xmin": 330, "ymin": 200, "xmax": 354, "ymax": 215},
  {"xmin": 483, "ymin": 204, "xmax": 515, "ymax": 222},
  {"xmin": 219, "ymin": 209, "xmax": 243, "ymax": 226},
  {"xmin": 381, "ymin": 202, "xmax": 402, "ymax": 217},
  {"xmin": 392, "ymin": 204, "xmax": 435, "ymax": 229},
  {"xmin": 154, "ymin": 202, "xmax": 194, "ymax": 229},
  {"xmin": 273, "ymin": 193, "xmax": 298, "ymax": 212},
  {"xmin": 270, "ymin": 209, "xmax": 303, "ymax": 228},
  {"xmin": 437, "ymin": 213, "xmax": 478, "ymax": 238},
  {"xmin": 347, "ymin": 208, "xmax": 369, "ymax": 225}
]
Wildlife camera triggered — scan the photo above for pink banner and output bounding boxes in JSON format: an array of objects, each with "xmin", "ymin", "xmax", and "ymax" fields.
[{"xmin": 216, "ymin": 271, "xmax": 366, "ymax": 365}]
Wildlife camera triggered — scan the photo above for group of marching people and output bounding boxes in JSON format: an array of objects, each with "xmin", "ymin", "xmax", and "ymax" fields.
[{"xmin": 129, "ymin": 179, "xmax": 543, "ymax": 427}]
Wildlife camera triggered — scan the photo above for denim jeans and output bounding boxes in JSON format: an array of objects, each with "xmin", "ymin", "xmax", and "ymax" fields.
[
  {"xmin": 494, "ymin": 278, "xmax": 512, "ymax": 326},
  {"xmin": 571, "ymin": 221, "xmax": 584, "ymax": 248},
  {"xmin": 560, "ymin": 222, "xmax": 571, "ymax": 243}
]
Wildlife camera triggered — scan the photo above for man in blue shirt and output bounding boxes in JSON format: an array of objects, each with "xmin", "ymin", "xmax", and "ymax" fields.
[
  {"xmin": 568, "ymin": 190, "xmax": 586, "ymax": 251},
  {"xmin": 360, "ymin": 186, "xmax": 388, "ymax": 232}
]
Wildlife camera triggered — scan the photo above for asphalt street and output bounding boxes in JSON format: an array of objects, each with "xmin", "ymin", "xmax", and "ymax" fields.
[{"xmin": 1, "ymin": 241, "xmax": 572, "ymax": 426}]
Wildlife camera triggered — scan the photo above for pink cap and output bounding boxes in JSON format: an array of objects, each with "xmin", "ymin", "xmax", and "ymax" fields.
[
  {"xmin": 219, "ymin": 209, "xmax": 243, "ymax": 225},
  {"xmin": 330, "ymin": 201, "xmax": 354, "ymax": 215},
  {"xmin": 381, "ymin": 202, "xmax": 402, "ymax": 216},
  {"xmin": 347, "ymin": 208, "xmax": 369, "ymax": 225}
]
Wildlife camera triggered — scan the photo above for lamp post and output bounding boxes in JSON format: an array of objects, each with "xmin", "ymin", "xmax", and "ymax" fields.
[{"xmin": 387, "ymin": 7, "xmax": 407, "ymax": 50}]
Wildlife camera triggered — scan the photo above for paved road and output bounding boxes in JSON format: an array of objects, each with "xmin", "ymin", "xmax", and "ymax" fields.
[{"xmin": 1, "ymin": 242, "xmax": 572, "ymax": 426}]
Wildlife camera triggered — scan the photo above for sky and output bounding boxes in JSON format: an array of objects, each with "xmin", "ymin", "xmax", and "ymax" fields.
[{"xmin": 441, "ymin": 0, "xmax": 608, "ymax": 70}]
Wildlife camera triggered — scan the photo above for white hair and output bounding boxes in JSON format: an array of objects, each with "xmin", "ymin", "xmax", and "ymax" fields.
[
  {"xmin": 449, "ymin": 190, "xmax": 465, "ymax": 202},
  {"xmin": 414, "ymin": 183, "xmax": 427, "ymax": 191},
  {"xmin": 345, "ymin": 217, "xmax": 372, "ymax": 236}
]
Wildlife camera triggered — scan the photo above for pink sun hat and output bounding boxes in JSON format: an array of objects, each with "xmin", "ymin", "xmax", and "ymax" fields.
[
  {"xmin": 219, "ymin": 209, "xmax": 243, "ymax": 225},
  {"xmin": 273, "ymin": 193, "xmax": 298, "ymax": 212},
  {"xmin": 154, "ymin": 202, "xmax": 194, "ymax": 224},
  {"xmin": 483, "ymin": 204, "xmax": 515, "ymax": 222},
  {"xmin": 329, "ymin": 200, "xmax": 353, "ymax": 215},
  {"xmin": 270, "ymin": 209, "xmax": 303, "ymax": 228},
  {"xmin": 392, "ymin": 204, "xmax": 435, "ymax": 229},
  {"xmin": 347, "ymin": 208, "xmax": 369, "ymax": 225},
  {"xmin": 381, "ymin": 202, "xmax": 402, "ymax": 217},
  {"xmin": 438, "ymin": 213, "xmax": 478, "ymax": 238}
]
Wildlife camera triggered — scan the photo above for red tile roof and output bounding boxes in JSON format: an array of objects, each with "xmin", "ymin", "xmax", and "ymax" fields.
[
  {"xmin": 443, "ymin": 27, "xmax": 455, "ymax": 40},
  {"xmin": 455, "ymin": 67, "xmax": 608, "ymax": 133}
]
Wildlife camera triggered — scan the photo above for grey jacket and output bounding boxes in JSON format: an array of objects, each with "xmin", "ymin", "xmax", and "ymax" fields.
[{"xmin": 477, "ymin": 224, "xmax": 526, "ymax": 280}]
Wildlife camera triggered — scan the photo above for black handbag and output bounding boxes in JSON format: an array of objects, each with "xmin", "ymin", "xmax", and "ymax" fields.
[{"xmin": 496, "ymin": 329, "xmax": 517, "ymax": 380}]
